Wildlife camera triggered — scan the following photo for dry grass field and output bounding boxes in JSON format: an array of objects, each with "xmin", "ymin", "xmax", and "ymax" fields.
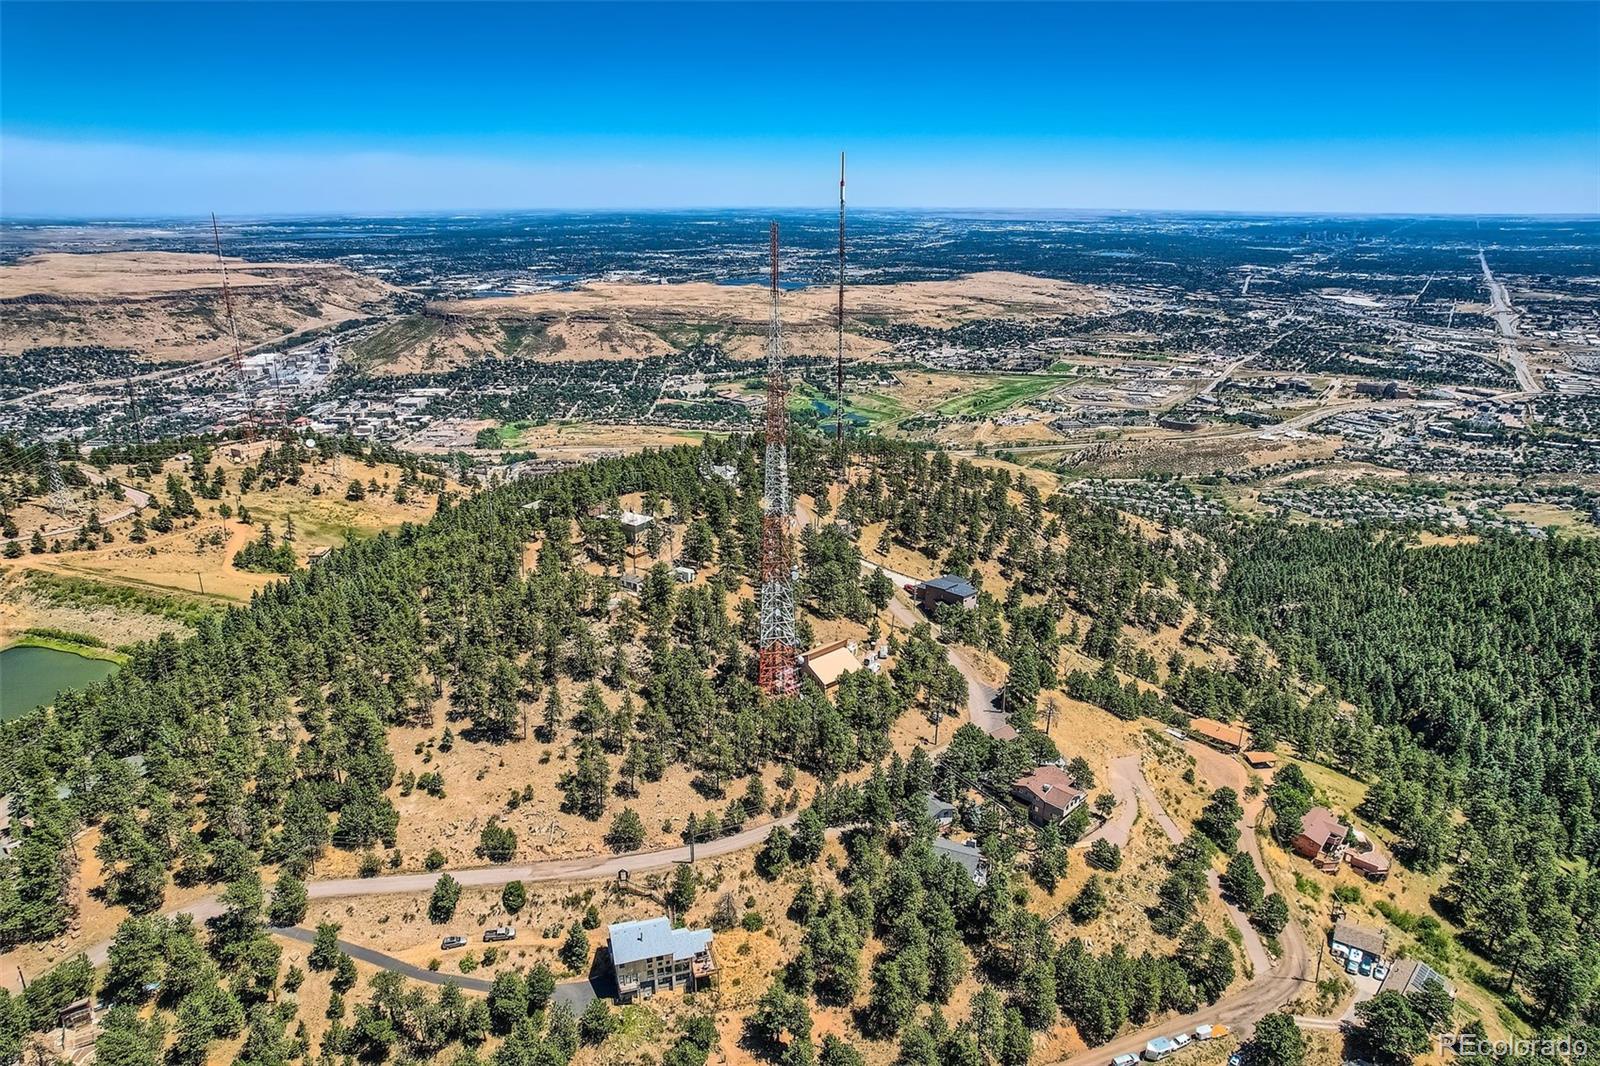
[{"xmin": 0, "ymin": 251, "xmax": 398, "ymax": 363}]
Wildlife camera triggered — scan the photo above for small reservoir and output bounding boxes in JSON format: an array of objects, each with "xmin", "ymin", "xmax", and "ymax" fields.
[{"xmin": 0, "ymin": 645, "xmax": 119, "ymax": 722}]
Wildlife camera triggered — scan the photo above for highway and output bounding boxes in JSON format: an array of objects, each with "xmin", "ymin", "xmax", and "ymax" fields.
[{"xmin": 1479, "ymin": 247, "xmax": 1540, "ymax": 395}]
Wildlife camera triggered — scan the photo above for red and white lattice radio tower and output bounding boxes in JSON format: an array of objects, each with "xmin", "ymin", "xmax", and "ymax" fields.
[{"xmin": 757, "ymin": 222, "xmax": 799, "ymax": 696}]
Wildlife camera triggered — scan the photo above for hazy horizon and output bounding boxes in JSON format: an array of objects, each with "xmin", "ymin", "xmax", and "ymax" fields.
[{"xmin": 3, "ymin": 1, "xmax": 1596, "ymax": 218}]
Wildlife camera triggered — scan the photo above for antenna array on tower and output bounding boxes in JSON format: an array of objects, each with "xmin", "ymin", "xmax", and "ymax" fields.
[{"xmin": 757, "ymin": 222, "xmax": 799, "ymax": 697}]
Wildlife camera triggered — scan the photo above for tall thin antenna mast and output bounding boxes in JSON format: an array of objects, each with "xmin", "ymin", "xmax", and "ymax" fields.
[{"xmin": 834, "ymin": 151, "xmax": 846, "ymax": 462}]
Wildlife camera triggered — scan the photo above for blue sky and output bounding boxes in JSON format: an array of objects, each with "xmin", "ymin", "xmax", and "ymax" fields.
[{"xmin": 2, "ymin": 1, "xmax": 1596, "ymax": 216}]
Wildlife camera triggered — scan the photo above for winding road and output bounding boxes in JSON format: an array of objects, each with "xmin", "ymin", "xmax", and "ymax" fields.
[{"xmin": 1056, "ymin": 739, "xmax": 1314, "ymax": 1065}]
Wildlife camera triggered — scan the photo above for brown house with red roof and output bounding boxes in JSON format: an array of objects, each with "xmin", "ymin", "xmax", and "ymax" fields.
[
  {"xmin": 1293, "ymin": 806, "xmax": 1349, "ymax": 860},
  {"xmin": 1012, "ymin": 766, "xmax": 1086, "ymax": 826}
]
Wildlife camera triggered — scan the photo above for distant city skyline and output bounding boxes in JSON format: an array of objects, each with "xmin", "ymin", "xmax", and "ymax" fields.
[{"xmin": 2, "ymin": 1, "xmax": 1596, "ymax": 217}]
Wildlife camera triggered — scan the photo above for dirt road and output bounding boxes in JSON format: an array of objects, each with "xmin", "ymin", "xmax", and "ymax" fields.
[
  {"xmin": 1074, "ymin": 753, "xmax": 1139, "ymax": 849},
  {"xmin": 862, "ymin": 559, "xmax": 1005, "ymax": 734},
  {"xmin": 1054, "ymin": 739, "xmax": 1314, "ymax": 1064}
]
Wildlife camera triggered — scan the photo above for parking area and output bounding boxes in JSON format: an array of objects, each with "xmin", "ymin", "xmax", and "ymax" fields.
[{"xmin": 1331, "ymin": 949, "xmax": 1386, "ymax": 1019}]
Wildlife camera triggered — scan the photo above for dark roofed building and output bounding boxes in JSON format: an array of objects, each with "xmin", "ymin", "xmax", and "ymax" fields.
[
  {"xmin": 1331, "ymin": 920, "xmax": 1387, "ymax": 962},
  {"xmin": 932, "ymin": 837, "xmax": 989, "ymax": 886},
  {"xmin": 919, "ymin": 575, "xmax": 977, "ymax": 612},
  {"xmin": 922, "ymin": 794, "xmax": 958, "ymax": 827},
  {"xmin": 1380, "ymin": 958, "xmax": 1454, "ymax": 998}
]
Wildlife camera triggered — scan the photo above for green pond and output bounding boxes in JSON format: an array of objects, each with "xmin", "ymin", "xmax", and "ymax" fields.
[{"xmin": 0, "ymin": 645, "xmax": 119, "ymax": 721}]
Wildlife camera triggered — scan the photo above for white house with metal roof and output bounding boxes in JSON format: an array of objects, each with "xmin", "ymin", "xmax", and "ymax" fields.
[{"xmin": 607, "ymin": 916, "xmax": 716, "ymax": 1000}]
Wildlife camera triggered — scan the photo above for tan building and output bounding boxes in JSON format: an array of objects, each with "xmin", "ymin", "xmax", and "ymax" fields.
[
  {"xmin": 608, "ymin": 917, "xmax": 715, "ymax": 1001},
  {"xmin": 801, "ymin": 640, "xmax": 861, "ymax": 694},
  {"xmin": 1189, "ymin": 717, "xmax": 1249, "ymax": 751}
]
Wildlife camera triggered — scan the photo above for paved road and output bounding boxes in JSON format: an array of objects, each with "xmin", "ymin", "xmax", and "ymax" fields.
[
  {"xmin": 2, "ymin": 485, "xmax": 151, "ymax": 545},
  {"xmin": 270, "ymin": 925, "xmax": 600, "ymax": 1010},
  {"xmin": 78, "ymin": 812, "xmax": 803, "ymax": 969},
  {"xmin": 1479, "ymin": 248, "xmax": 1540, "ymax": 396}
]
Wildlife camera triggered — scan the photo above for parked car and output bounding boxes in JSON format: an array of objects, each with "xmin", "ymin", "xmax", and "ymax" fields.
[
  {"xmin": 1359, "ymin": 958, "xmax": 1375, "ymax": 977},
  {"xmin": 1228, "ymin": 1055, "xmax": 1244, "ymax": 1066},
  {"xmin": 1114, "ymin": 1054, "xmax": 1141, "ymax": 1066},
  {"xmin": 483, "ymin": 926, "xmax": 517, "ymax": 943},
  {"xmin": 439, "ymin": 936, "xmax": 467, "ymax": 951},
  {"xmin": 1170, "ymin": 1034, "xmax": 1192, "ymax": 1049},
  {"xmin": 1372, "ymin": 963, "xmax": 1390, "ymax": 982},
  {"xmin": 1345, "ymin": 956, "xmax": 1361, "ymax": 975}
]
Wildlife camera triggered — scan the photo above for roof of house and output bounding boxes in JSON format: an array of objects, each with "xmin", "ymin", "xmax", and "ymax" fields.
[
  {"xmin": 1299, "ymin": 806, "xmax": 1348, "ymax": 847},
  {"xmin": 803, "ymin": 641, "xmax": 860, "ymax": 688},
  {"xmin": 1348, "ymin": 847, "xmax": 1391, "ymax": 873},
  {"xmin": 925, "ymin": 575, "xmax": 976, "ymax": 598},
  {"xmin": 931, "ymin": 838, "xmax": 987, "ymax": 881},
  {"xmin": 1331, "ymin": 920, "xmax": 1387, "ymax": 957},
  {"xmin": 1014, "ymin": 765, "xmax": 1085, "ymax": 808},
  {"xmin": 1243, "ymin": 750, "xmax": 1278, "ymax": 768},
  {"xmin": 609, "ymin": 918, "xmax": 713, "ymax": 966},
  {"xmin": 991, "ymin": 723, "xmax": 1020, "ymax": 742},
  {"xmin": 618, "ymin": 510, "xmax": 653, "ymax": 527},
  {"xmin": 1380, "ymin": 958, "xmax": 1454, "ymax": 998},
  {"xmin": 1189, "ymin": 717, "xmax": 1249, "ymax": 748},
  {"xmin": 923, "ymin": 794, "xmax": 957, "ymax": 822}
]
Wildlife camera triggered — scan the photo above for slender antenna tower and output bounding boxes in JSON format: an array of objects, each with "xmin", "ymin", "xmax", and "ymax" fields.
[
  {"xmin": 834, "ymin": 151, "xmax": 847, "ymax": 464},
  {"xmin": 758, "ymin": 222, "xmax": 800, "ymax": 697},
  {"xmin": 211, "ymin": 213, "xmax": 256, "ymax": 439}
]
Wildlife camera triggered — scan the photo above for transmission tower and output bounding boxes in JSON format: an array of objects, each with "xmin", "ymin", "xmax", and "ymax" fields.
[
  {"xmin": 757, "ymin": 222, "xmax": 799, "ymax": 697},
  {"xmin": 43, "ymin": 449, "xmax": 77, "ymax": 518},
  {"xmin": 211, "ymin": 213, "xmax": 258, "ymax": 439},
  {"xmin": 834, "ymin": 151, "xmax": 847, "ymax": 465}
]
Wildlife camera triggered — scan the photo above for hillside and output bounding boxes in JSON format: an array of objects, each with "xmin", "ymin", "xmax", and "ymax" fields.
[
  {"xmin": 0, "ymin": 436, "xmax": 1595, "ymax": 1066},
  {"xmin": 0, "ymin": 251, "xmax": 401, "ymax": 365}
]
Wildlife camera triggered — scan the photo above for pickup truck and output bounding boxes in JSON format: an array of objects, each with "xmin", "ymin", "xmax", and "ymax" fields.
[
  {"xmin": 1195, "ymin": 1025, "xmax": 1230, "ymax": 1041},
  {"xmin": 1113, "ymin": 1054, "xmax": 1141, "ymax": 1066},
  {"xmin": 482, "ymin": 926, "xmax": 517, "ymax": 943}
]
